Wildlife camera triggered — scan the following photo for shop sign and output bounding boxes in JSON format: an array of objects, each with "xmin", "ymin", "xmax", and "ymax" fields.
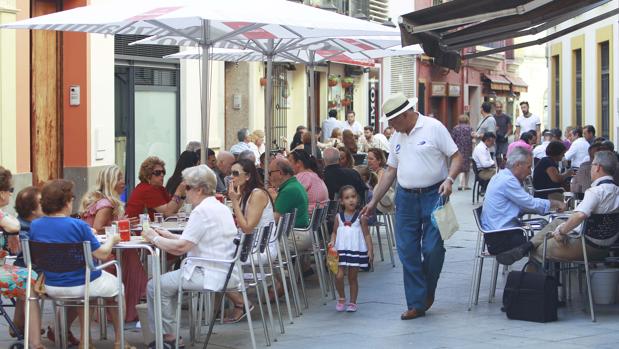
[
  {"xmin": 448, "ymin": 84, "xmax": 461, "ymax": 97},
  {"xmin": 432, "ymin": 82, "xmax": 446, "ymax": 97},
  {"xmin": 368, "ymin": 81, "xmax": 379, "ymax": 129}
]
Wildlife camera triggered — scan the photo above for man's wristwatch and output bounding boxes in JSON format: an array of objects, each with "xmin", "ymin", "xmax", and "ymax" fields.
[{"xmin": 446, "ymin": 176, "xmax": 455, "ymax": 184}]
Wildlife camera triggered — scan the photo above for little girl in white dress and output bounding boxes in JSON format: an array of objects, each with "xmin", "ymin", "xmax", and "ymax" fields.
[{"xmin": 329, "ymin": 185, "xmax": 373, "ymax": 312}]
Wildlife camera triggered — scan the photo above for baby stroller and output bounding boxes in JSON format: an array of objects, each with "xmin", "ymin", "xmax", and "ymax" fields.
[
  {"xmin": 0, "ymin": 296, "xmax": 24, "ymax": 349},
  {"xmin": 0, "ymin": 257, "xmax": 27, "ymax": 349}
]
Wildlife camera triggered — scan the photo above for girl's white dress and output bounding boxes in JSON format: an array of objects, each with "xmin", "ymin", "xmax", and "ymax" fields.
[{"xmin": 334, "ymin": 211, "xmax": 369, "ymax": 268}]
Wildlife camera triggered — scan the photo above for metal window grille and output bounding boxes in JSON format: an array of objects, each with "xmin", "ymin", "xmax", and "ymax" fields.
[
  {"xmin": 271, "ymin": 64, "xmax": 289, "ymax": 149},
  {"xmin": 600, "ymin": 42, "xmax": 610, "ymax": 139},
  {"xmin": 574, "ymin": 49, "xmax": 582, "ymax": 126},
  {"xmin": 553, "ymin": 56, "xmax": 560, "ymax": 128}
]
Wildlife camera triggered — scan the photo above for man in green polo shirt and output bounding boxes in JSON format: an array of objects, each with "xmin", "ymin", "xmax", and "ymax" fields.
[{"xmin": 268, "ymin": 157, "xmax": 310, "ymax": 228}]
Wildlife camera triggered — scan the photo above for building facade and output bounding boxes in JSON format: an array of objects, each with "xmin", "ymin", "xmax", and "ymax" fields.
[
  {"xmin": 413, "ymin": 0, "xmax": 530, "ymax": 129},
  {"xmin": 546, "ymin": 0, "xmax": 618, "ymax": 143}
]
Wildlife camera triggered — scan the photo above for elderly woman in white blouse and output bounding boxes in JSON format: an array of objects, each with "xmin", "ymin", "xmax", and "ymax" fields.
[{"xmin": 142, "ymin": 165, "xmax": 239, "ymax": 349}]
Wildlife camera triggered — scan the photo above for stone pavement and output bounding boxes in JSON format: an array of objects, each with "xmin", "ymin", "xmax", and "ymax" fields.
[{"xmin": 2, "ymin": 189, "xmax": 619, "ymax": 348}]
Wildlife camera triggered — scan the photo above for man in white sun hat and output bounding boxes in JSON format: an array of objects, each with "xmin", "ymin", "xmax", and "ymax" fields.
[{"xmin": 361, "ymin": 92, "xmax": 462, "ymax": 320}]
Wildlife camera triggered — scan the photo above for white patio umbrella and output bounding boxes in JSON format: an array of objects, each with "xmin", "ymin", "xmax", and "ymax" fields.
[
  {"xmin": 133, "ymin": 34, "xmax": 407, "ymax": 184},
  {"xmin": 1, "ymin": 0, "xmax": 399, "ymax": 166},
  {"xmin": 162, "ymin": 43, "xmax": 422, "ymax": 159}
]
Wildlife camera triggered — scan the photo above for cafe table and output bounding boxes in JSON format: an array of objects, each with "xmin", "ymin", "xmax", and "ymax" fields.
[{"xmin": 97, "ymin": 236, "xmax": 165, "ymax": 349}]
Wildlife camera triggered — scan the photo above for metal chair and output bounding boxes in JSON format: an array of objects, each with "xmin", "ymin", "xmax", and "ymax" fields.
[
  {"xmin": 468, "ymin": 206, "xmax": 530, "ymax": 310},
  {"xmin": 289, "ymin": 206, "xmax": 328, "ymax": 305},
  {"xmin": 321, "ymin": 200, "xmax": 340, "ymax": 300},
  {"xmin": 274, "ymin": 210, "xmax": 304, "ymax": 316},
  {"xmin": 370, "ymin": 211, "xmax": 396, "ymax": 267},
  {"xmin": 471, "ymin": 161, "xmax": 490, "ymax": 204},
  {"xmin": 174, "ymin": 233, "xmax": 257, "ymax": 349},
  {"xmin": 22, "ymin": 239, "xmax": 124, "ymax": 349},
  {"xmin": 542, "ymin": 212, "xmax": 619, "ymax": 322},
  {"xmin": 244, "ymin": 223, "xmax": 279, "ymax": 344}
]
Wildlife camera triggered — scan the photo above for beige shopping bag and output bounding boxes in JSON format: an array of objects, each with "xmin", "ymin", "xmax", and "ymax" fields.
[{"xmin": 431, "ymin": 197, "xmax": 459, "ymax": 240}]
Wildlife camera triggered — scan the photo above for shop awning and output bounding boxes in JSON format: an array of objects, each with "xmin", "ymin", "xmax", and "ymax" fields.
[
  {"xmin": 483, "ymin": 74, "xmax": 511, "ymax": 91},
  {"xmin": 504, "ymin": 75, "xmax": 528, "ymax": 93},
  {"xmin": 399, "ymin": 0, "xmax": 614, "ymax": 71}
]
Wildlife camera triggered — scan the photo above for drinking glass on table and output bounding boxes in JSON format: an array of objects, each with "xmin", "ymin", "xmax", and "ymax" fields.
[
  {"xmin": 177, "ymin": 211, "xmax": 187, "ymax": 227},
  {"xmin": 105, "ymin": 226, "xmax": 116, "ymax": 240},
  {"xmin": 153, "ymin": 213, "xmax": 164, "ymax": 227}
]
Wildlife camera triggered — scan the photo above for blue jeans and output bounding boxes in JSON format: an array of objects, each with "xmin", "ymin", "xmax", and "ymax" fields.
[{"xmin": 395, "ymin": 184, "xmax": 446, "ymax": 310}]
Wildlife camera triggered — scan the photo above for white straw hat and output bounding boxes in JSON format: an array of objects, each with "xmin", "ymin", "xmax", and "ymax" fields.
[{"xmin": 381, "ymin": 93, "xmax": 418, "ymax": 122}]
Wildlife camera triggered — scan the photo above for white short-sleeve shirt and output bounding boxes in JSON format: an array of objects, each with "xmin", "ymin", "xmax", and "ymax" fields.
[
  {"xmin": 515, "ymin": 114, "xmax": 541, "ymax": 133},
  {"xmin": 181, "ymin": 196, "xmax": 239, "ymax": 291},
  {"xmin": 387, "ymin": 114, "xmax": 459, "ymax": 188}
]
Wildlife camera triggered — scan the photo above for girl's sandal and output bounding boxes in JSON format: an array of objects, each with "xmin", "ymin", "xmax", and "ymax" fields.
[
  {"xmin": 223, "ymin": 303, "xmax": 255, "ymax": 324},
  {"xmin": 335, "ymin": 298, "xmax": 346, "ymax": 312}
]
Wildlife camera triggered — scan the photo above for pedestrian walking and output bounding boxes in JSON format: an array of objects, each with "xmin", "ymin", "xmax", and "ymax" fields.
[
  {"xmin": 329, "ymin": 185, "xmax": 373, "ymax": 313},
  {"xmin": 451, "ymin": 114, "xmax": 473, "ymax": 190},
  {"xmin": 361, "ymin": 93, "xmax": 462, "ymax": 320}
]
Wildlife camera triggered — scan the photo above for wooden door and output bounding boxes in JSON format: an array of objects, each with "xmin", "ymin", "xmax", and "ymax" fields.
[{"xmin": 30, "ymin": 0, "xmax": 62, "ymax": 184}]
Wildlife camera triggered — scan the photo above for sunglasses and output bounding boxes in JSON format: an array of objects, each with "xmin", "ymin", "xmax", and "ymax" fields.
[
  {"xmin": 231, "ymin": 170, "xmax": 245, "ymax": 177},
  {"xmin": 152, "ymin": 170, "xmax": 166, "ymax": 177},
  {"xmin": 268, "ymin": 169, "xmax": 281, "ymax": 176}
]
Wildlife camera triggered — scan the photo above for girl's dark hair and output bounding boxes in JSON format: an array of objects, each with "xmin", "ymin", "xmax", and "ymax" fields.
[
  {"xmin": 338, "ymin": 185, "xmax": 358, "ymax": 204},
  {"xmin": 166, "ymin": 151, "xmax": 200, "ymax": 195},
  {"xmin": 289, "ymin": 149, "xmax": 321, "ymax": 177},
  {"xmin": 290, "ymin": 130, "xmax": 304, "ymax": 150},
  {"xmin": 234, "ymin": 159, "xmax": 268, "ymax": 210}
]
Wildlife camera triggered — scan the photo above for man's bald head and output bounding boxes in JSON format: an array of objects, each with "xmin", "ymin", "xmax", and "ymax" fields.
[
  {"xmin": 217, "ymin": 151, "xmax": 235, "ymax": 175},
  {"xmin": 269, "ymin": 157, "xmax": 294, "ymax": 188},
  {"xmin": 323, "ymin": 147, "xmax": 340, "ymax": 166}
]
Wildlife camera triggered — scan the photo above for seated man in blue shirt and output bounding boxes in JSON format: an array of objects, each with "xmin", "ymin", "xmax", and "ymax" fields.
[{"xmin": 481, "ymin": 147, "xmax": 565, "ymax": 265}]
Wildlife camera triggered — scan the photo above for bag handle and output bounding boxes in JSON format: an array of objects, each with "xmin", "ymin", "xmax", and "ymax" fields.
[
  {"xmin": 505, "ymin": 261, "xmax": 536, "ymax": 310},
  {"xmin": 476, "ymin": 115, "xmax": 491, "ymax": 133}
]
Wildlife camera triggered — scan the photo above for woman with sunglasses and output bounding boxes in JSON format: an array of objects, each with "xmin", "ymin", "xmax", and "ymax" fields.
[
  {"xmin": 225, "ymin": 159, "xmax": 276, "ymax": 323},
  {"xmin": 126, "ymin": 156, "xmax": 186, "ymax": 219}
]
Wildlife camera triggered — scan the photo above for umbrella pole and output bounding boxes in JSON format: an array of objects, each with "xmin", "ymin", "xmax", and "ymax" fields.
[
  {"xmin": 309, "ymin": 52, "xmax": 317, "ymax": 157},
  {"xmin": 200, "ymin": 20, "xmax": 211, "ymax": 165},
  {"xmin": 264, "ymin": 53, "xmax": 274, "ymax": 188}
]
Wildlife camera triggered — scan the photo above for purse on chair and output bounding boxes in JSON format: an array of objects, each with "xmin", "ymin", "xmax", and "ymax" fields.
[{"xmin": 502, "ymin": 262, "xmax": 558, "ymax": 323}]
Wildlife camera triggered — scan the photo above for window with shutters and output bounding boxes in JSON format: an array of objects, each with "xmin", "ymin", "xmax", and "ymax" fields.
[
  {"xmin": 368, "ymin": 0, "xmax": 389, "ymax": 23},
  {"xmin": 389, "ymin": 56, "xmax": 416, "ymax": 98}
]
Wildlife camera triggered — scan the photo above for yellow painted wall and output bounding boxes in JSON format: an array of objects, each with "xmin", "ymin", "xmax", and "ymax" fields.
[{"xmin": 0, "ymin": 0, "xmax": 18, "ymax": 171}]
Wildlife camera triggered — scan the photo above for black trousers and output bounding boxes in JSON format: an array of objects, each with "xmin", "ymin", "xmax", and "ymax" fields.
[{"xmin": 484, "ymin": 231, "xmax": 527, "ymax": 255}]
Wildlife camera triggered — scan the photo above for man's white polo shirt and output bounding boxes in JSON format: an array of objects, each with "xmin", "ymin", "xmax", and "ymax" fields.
[{"xmin": 387, "ymin": 114, "xmax": 458, "ymax": 188}]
